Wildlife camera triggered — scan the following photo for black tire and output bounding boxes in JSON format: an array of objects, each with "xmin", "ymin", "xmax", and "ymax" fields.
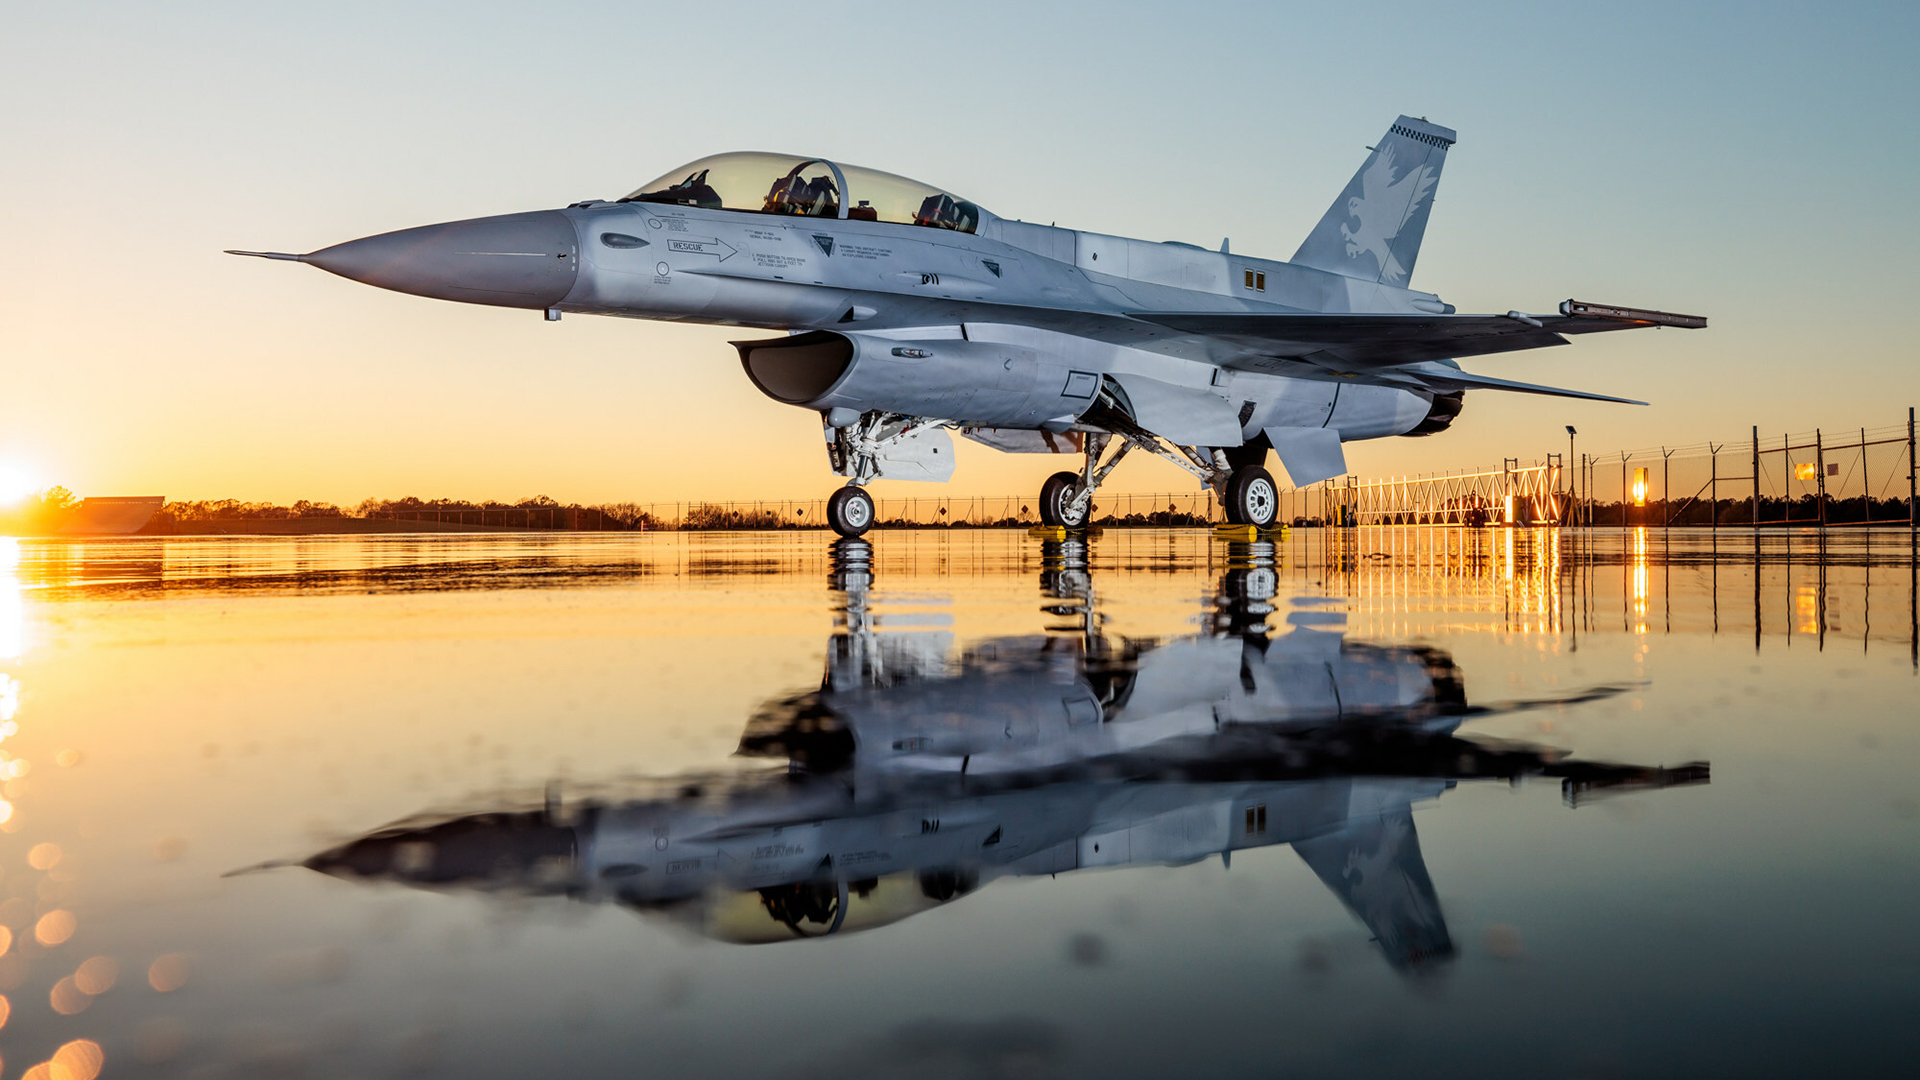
[
  {"xmin": 1039, "ymin": 471, "xmax": 1088, "ymax": 528},
  {"xmin": 1227, "ymin": 466, "xmax": 1279, "ymax": 528},
  {"xmin": 826, "ymin": 486, "xmax": 875, "ymax": 538}
]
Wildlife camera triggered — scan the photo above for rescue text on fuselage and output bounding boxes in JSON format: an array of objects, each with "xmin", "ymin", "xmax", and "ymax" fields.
[{"xmin": 231, "ymin": 120, "xmax": 1706, "ymax": 536}]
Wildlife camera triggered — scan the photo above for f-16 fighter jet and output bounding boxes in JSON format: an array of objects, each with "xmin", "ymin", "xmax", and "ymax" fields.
[{"xmin": 232, "ymin": 117, "xmax": 1705, "ymax": 536}]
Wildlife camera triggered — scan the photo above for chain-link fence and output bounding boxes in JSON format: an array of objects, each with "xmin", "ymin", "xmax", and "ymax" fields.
[
  {"xmin": 1295, "ymin": 409, "xmax": 1916, "ymax": 530},
  {"xmin": 1571, "ymin": 417, "xmax": 1916, "ymax": 527}
]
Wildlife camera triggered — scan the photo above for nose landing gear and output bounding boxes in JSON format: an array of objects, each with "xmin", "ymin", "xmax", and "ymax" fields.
[
  {"xmin": 826, "ymin": 486, "xmax": 875, "ymax": 538},
  {"xmin": 818, "ymin": 410, "xmax": 956, "ymax": 539}
]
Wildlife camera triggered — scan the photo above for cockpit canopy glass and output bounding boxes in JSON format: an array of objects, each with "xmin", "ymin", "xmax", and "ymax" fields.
[
  {"xmin": 620, "ymin": 152, "xmax": 981, "ymax": 234},
  {"xmin": 837, "ymin": 163, "xmax": 981, "ymax": 233},
  {"xmin": 622, "ymin": 152, "xmax": 840, "ymax": 217}
]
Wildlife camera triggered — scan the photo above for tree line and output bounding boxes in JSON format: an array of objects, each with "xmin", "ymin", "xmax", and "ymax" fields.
[
  {"xmin": 152, "ymin": 495, "xmax": 668, "ymax": 529},
  {"xmin": 0, "ymin": 487, "xmax": 79, "ymax": 534}
]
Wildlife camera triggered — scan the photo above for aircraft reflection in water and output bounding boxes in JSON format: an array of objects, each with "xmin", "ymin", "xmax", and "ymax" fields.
[{"xmin": 303, "ymin": 541, "xmax": 1706, "ymax": 971}]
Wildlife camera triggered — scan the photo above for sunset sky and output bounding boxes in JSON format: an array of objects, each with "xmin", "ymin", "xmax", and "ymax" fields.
[{"xmin": 3, "ymin": 1, "xmax": 1916, "ymax": 506}]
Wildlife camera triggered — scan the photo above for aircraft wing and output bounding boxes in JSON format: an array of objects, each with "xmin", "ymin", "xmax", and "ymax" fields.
[{"xmin": 1126, "ymin": 300, "xmax": 1706, "ymax": 371}]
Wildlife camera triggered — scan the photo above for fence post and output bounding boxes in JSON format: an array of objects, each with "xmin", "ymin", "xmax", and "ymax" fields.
[
  {"xmin": 1752, "ymin": 427, "xmax": 1760, "ymax": 528},
  {"xmin": 1581, "ymin": 453, "xmax": 1590, "ymax": 527},
  {"xmin": 1619, "ymin": 452, "xmax": 1630, "ymax": 529},
  {"xmin": 1662, "ymin": 447, "xmax": 1672, "ymax": 527},
  {"xmin": 1710, "ymin": 444, "xmax": 1718, "ymax": 533}
]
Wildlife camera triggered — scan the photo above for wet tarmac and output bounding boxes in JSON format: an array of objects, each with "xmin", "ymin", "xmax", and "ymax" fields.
[{"xmin": 0, "ymin": 527, "xmax": 1915, "ymax": 1077}]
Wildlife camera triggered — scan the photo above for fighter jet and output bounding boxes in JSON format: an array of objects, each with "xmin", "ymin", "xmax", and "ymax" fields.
[
  {"xmin": 231, "ymin": 117, "xmax": 1706, "ymax": 537},
  {"xmin": 296, "ymin": 541, "xmax": 1707, "ymax": 969}
]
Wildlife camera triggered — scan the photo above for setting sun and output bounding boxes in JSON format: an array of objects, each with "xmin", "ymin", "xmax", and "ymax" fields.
[{"xmin": 0, "ymin": 464, "xmax": 41, "ymax": 506}]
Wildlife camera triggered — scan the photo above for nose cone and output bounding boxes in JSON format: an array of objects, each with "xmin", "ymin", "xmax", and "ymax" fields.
[
  {"xmin": 306, "ymin": 210, "xmax": 579, "ymax": 308},
  {"xmin": 305, "ymin": 813, "xmax": 578, "ymax": 887}
]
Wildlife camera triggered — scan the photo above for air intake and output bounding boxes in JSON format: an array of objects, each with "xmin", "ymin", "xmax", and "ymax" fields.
[{"xmin": 734, "ymin": 331, "xmax": 856, "ymax": 406}]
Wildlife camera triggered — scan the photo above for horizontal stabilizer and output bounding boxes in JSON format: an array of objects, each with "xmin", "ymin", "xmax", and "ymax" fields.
[{"xmin": 1387, "ymin": 362, "xmax": 1647, "ymax": 405}]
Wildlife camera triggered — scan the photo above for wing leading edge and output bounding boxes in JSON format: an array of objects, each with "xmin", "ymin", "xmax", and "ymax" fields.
[
  {"xmin": 1128, "ymin": 300, "xmax": 1704, "ymax": 370},
  {"xmin": 1127, "ymin": 299, "xmax": 1702, "ymax": 405}
]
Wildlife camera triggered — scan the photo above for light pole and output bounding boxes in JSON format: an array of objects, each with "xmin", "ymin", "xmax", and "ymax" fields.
[{"xmin": 1565, "ymin": 425, "xmax": 1577, "ymax": 525}]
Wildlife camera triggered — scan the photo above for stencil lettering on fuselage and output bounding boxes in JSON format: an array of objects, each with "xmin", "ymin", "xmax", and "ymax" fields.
[{"xmin": 663, "ymin": 236, "xmax": 737, "ymax": 262}]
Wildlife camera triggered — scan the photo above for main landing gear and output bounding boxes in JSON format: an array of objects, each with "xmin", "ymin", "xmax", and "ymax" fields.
[
  {"xmin": 1039, "ymin": 471, "xmax": 1088, "ymax": 528},
  {"xmin": 814, "ymin": 406, "xmax": 1283, "ymax": 537},
  {"xmin": 1222, "ymin": 465, "xmax": 1279, "ymax": 527},
  {"xmin": 1031, "ymin": 430, "xmax": 1283, "ymax": 531},
  {"xmin": 1037, "ymin": 432, "xmax": 1130, "ymax": 528}
]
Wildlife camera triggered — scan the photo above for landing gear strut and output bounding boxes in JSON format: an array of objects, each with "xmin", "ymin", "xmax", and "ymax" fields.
[
  {"xmin": 825, "ymin": 486, "xmax": 875, "ymax": 538},
  {"xmin": 1028, "ymin": 424, "xmax": 1284, "ymax": 531},
  {"xmin": 819, "ymin": 410, "xmax": 954, "ymax": 540},
  {"xmin": 1036, "ymin": 432, "xmax": 1133, "ymax": 529}
]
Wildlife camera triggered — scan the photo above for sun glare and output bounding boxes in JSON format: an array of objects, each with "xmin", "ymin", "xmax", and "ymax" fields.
[{"xmin": 0, "ymin": 464, "xmax": 38, "ymax": 505}]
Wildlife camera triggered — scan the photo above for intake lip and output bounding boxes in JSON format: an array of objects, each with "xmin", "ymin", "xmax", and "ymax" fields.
[
  {"xmin": 733, "ymin": 330, "xmax": 858, "ymax": 406},
  {"xmin": 303, "ymin": 210, "xmax": 580, "ymax": 309}
]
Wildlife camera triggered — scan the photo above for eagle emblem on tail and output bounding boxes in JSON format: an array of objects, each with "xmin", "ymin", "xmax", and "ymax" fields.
[{"xmin": 1340, "ymin": 145, "xmax": 1435, "ymax": 284}]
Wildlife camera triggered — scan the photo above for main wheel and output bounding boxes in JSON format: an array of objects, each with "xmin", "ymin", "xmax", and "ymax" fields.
[
  {"xmin": 826, "ymin": 486, "xmax": 875, "ymax": 538},
  {"xmin": 1226, "ymin": 466, "xmax": 1279, "ymax": 528},
  {"xmin": 1039, "ymin": 471, "xmax": 1089, "ymax": 528}
]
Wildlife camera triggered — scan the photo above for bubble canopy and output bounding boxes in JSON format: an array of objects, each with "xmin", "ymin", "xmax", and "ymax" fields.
[{"xmin": 620, "ymin": 153, "xmax": 983, "ymax": 234}]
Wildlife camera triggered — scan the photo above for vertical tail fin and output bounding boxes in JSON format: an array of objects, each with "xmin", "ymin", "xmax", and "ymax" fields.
[
  {"xmin": 1292, "ymin": 115, "xmax": 1456, "ymax": 286},
  {"xmin": 1293, "ymin": 806, "xmax": 1454, "ymax": 971}
]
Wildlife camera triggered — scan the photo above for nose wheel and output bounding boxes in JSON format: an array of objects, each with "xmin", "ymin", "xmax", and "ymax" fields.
[
  {"xmin": 1224, "ymin": 465, "xmax": 1279, "ymax": 527},
  {"xmin": 826, "ymin": 485, "xmax": 876, "ymax": 538}
]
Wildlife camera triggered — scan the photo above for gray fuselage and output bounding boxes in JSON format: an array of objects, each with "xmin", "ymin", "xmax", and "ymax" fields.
[{"xmin": 556, "ymin": 198, "xmax": 1447, "ymax": 445}]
